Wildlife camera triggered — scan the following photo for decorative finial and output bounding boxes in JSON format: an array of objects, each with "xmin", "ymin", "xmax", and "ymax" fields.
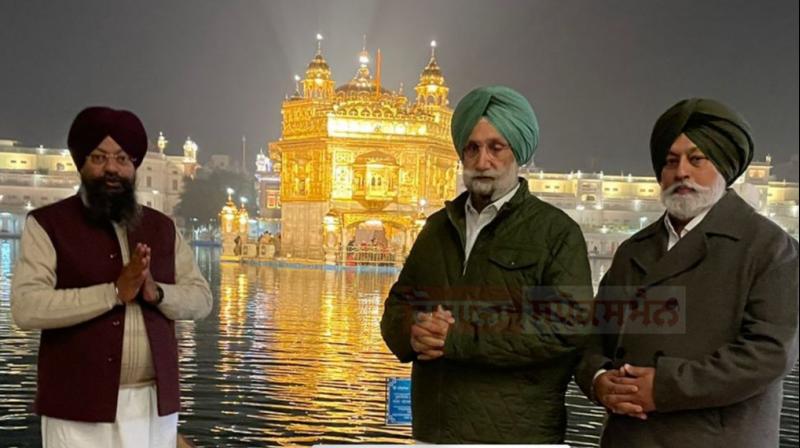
[
  {"xmin": 316, "ymin": 33, "xmax": 323, "ymax": 54},
  {"xmin": 430, "ymin": 40, "xmax": 437, "ymax": 59},
  {"xmin": 157, "ymin": 131, "xmax": 168, "ymax": 153},
  {"xmin": 293, "ymin": 74, "xmax": 301, "ymax": 95},
  {"xmin": 358, "ymin": 34, "xmax": 370, "ymax": 66}
]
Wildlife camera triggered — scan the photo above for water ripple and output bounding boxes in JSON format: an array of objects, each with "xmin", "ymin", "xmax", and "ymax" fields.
[{"xmin": 0, "ymin": 242, "xmax": 797, "ymax": 447}]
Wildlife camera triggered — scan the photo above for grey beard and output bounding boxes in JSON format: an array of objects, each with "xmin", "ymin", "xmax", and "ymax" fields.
[
  {"xmin": 463, "ymin": 165, "xmax": 520, "ymax": 202},
  {"xmin": 660, "ymin": 173, "xmax": 727, "ymax": 221}
]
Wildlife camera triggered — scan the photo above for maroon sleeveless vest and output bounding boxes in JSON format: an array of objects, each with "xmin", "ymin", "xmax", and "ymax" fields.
[{"xmin": 30, "ymin": 195, "xmax": 180, "ymax": 422}]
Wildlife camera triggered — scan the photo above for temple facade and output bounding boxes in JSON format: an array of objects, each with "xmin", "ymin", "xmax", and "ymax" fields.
[{"xmin": 269, "ymin": 38, "xmax": 459, "ymax": 262}]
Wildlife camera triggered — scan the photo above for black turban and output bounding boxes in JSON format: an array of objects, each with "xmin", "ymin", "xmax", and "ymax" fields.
[
  {"xmin": 650, "ymin": 98, "xmax": 754, "ymax": 185},
  {"xmin": 67, "ymin": 106, "xmax": 147, "ymax": 170}
]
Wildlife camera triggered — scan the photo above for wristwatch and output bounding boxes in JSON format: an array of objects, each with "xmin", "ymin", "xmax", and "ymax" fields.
[{"xmin": 155, "ymin": 285, "xmax": 165, "ymax": 305}]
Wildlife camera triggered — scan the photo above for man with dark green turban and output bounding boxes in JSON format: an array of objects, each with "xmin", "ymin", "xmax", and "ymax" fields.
[
  {"xmin": 381, "ymin": 86, "xmax": 593, "ymax": 443},
  {"xmin": 577, "ymin": 98, "xmax": 798, "ymax": 448}
]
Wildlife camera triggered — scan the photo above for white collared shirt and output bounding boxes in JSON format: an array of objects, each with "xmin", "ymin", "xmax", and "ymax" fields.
[
  {"xmin": 663, "ymin": 206, "xmax": 713, "ymax": 251},
  {"xmin": 464, "ymin": 184, "xmax": 520, "ymax": 266}
]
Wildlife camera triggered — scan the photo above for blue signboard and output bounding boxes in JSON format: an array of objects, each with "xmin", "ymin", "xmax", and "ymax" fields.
[{"xmin": 385, "ymin": 377, "xmax": 412, "ymax": 425}]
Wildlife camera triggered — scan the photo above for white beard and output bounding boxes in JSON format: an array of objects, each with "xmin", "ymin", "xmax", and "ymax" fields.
[
  {"xmin": 463, "ymin": 162, "xmax": 520, "ymax": 202},
  {"xmin": 660, "ymin": 172, "xmax": 727, "ymax": 221}
]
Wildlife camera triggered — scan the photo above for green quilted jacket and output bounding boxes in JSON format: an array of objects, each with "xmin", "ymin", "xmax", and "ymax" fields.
[{"xmin": 381, "ymin": 178, "xmax": 593, "ymax": 443}]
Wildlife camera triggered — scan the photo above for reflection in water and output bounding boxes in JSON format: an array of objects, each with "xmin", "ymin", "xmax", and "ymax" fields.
[
  {"xmin": 204, "ymin": 264, "xmax": 412, "ymax": 446},
  {"xmin": 0, "ymin": 243, "xmax": 797, "ymax": 447}
]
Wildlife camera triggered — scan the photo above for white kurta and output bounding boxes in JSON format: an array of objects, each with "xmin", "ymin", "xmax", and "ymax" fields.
[{"xmin": 42, "ymin": 384, "xmax": 178, "ymax": 448}]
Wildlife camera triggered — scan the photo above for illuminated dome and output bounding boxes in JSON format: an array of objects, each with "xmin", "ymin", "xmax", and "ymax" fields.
[
  {"xmin": 418, "ymin": 41, "xmax": 445, "ymax": 86},
  {"xmin": 414, "ymin": 41, "xmax": 449, "ymax": 107},
  {"xmin": 336, "ymin": 46, "xmax": 390, "ymax": 95},
  {"xmin": 306, "ymin": 54, "xmax": 331, "ymax": 79},
  {"xmin": 419, "ymin": 58, "xmax": 444, "ymax": 84}
]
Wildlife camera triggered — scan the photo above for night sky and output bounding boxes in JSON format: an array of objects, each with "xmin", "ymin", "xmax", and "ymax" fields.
[{"xmin": 1, "ymin": 0, "xmax": 797, "ymax": 180}]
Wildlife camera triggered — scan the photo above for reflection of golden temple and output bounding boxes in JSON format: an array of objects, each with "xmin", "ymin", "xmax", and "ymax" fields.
[{"xmin": 269, "ymin": 37, "xmax": 458, "ymax": 264}]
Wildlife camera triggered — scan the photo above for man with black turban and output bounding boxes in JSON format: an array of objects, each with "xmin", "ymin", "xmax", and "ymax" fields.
[
  {"xmin": 381, "ymin": 86, "xmax": 593, "ymax": 443},
  {"xmin": 577, "ymin": 98, "xmax": 798, "ymax": 447},
  {"xmin": 11, "ymin": 106, "xmax": 212, "ymax": 447}
]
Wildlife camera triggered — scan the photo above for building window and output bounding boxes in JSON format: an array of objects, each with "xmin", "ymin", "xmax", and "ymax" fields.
[
  {"xmin": 146, "ymin": 176, "xmax": 152, "ymax": 187},
  {"xmin": 172, "ymin": 179, "xmax": 178, "ymax": 191}
]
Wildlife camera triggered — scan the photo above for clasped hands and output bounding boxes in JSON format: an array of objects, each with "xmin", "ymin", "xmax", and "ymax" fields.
[
  {"xmin": 594, "ymin": 364, "xmax": 656, "ymax": 420},
  {"xmin": 410, "ymin": 305, "xmax": 455, "ymax": 361},
  {"xmin": 115, "ymin": 243, "xmax": 160, "ymax": 305}
]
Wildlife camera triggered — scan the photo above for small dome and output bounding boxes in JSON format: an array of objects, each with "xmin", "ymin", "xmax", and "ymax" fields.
[{"xmin": 306, "ymin": 53, "xmax": 331, "ymax": 79}]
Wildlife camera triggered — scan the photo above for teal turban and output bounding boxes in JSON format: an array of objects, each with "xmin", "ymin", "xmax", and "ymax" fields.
[
  {"xmin": 451, "ymin": 85, "xmax": 539, "ymax": 165},
  {"xmin": 650, "ymin": 98, "xmax": 754, "ymax": 185}
]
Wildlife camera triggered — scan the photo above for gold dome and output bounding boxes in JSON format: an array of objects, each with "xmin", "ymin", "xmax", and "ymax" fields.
[
  {"xmin": 336, "ymin": 46, "xmax": 390, "ymax": 95},
  {"xmin": 418, "ymin": 42, "xmax": 445, "ymax": 86},
  {"xmin": 306, "ymin": 53, "xmax": 331, "ymax": 80}
]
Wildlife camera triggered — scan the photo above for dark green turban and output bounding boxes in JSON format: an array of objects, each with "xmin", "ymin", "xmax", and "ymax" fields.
[
  {"xmin": 650, "ymin": 98, "xmax": 754, "ymax": 185},
  {"xmin": 451, "ymin": 85, "xmax": 539, "ymax": 165}
]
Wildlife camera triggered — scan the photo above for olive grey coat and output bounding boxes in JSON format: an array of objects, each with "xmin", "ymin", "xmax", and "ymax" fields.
[{"xmin": 576, "ymin": 190, "xmax": 799, "ymax": 448}]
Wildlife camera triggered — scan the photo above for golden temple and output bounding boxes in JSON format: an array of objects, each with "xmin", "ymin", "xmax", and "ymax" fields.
[{"xmin": 268, "ymin": 37, "xmax": 459, "ymax": 263}]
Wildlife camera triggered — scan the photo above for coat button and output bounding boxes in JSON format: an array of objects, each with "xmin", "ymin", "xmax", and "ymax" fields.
[
  {"xmin": 110, "ymin": 253, "xmax": 116, "ymax": 259},
  {"xmin": 112, "ymin": 320, "xmax": 120, "ymax": 327},
  {"xmin": 615, "ymin": 347, "xmax": 626, "ymax": 359},
  {"xmin": 107, "ymin": 357, "xmax": 114, "ymax": 363}
]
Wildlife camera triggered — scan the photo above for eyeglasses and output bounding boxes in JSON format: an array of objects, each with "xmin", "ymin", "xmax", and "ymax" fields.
[
  {"xmin": 86, "ymin": 152, "xmax": 136, "ymax": 166},
  {"xmin": 462, "ymin": 140, "xmax": 511, "ymax": 160}
]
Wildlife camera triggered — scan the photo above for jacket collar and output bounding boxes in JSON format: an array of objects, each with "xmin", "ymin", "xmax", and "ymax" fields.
[
  {"xmin": 630, "ymin": 189, "xmax": 745, "ymax": 286},
  {"xmin": 444, "ymin": 177, "xmax": 531, "ymax": 249},
  {"xmin": 445, "ymin": 177, "xmax": 531, "ymax": 223},
  {"xmin": 633, "ymin": 189, "xmax": 745, "ymax": 243}
]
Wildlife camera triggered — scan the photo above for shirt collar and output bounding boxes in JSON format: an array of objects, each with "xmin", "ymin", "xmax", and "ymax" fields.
[
  {"xmin": 465, "ymin": 184, "xmax": 520, "ymax": 216},
  {"xmin": 663, "ymin": 205, "xmax": 713, "ymax": 240}
]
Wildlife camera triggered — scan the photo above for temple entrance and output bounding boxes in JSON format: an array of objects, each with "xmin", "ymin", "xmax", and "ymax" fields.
[{"xmin": 343, "ymin": 219, "xmax": 407, "ymax": 266}]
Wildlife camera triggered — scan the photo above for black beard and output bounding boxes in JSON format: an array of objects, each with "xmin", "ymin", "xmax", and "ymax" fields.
[{"xmin": 82, "ymin": 174, "xmax": 141, "ymax": 229}]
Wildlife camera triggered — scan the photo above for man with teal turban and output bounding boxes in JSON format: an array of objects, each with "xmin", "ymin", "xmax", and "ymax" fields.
[
  {"xmin": 577, "ymin": 98, "xmax": 798, "ymax": 448},
  {"xmin": 382, "ymin": 86, "xmax": 593, "ymax": 443}
]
